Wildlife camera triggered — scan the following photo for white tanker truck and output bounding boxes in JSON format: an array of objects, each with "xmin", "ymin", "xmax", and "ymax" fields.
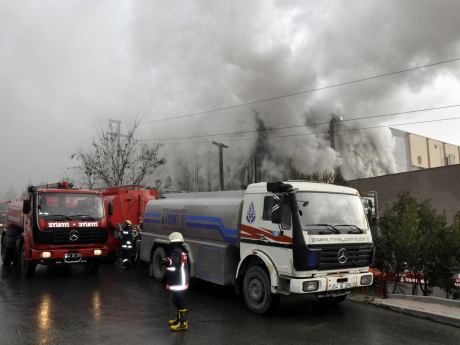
[{"xmin": 140, "ymin": 181, "xmax": 374, "ymax": 314}]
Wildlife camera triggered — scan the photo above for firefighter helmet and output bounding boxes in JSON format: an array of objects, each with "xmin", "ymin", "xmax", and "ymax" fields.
[
  {"xmin": 169, "ymin": 232, "xmax": 184, "ymax": 243},
  {"xmin": 125, "ymin": 220, "xmax": 133, "ymax": 226}
]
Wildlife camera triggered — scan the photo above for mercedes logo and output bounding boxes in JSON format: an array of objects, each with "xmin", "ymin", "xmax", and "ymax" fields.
[
  {"xmin": 337, "ymin": 248, "xmax": 348, "ymax": 264},
  {"xmin": 69, "ymin": 230, "xmax": 79, "ymax": 242}
]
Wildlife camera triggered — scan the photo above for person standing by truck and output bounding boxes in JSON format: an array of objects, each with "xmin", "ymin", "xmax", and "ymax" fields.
[{"xmin": 162, "ymin": 232, "xmax": 189, "ymax": 331}]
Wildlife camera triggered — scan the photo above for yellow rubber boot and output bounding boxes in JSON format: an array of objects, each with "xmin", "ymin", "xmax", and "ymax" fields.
[
  {"xmin": 168, "ymin": 309, "xmax": 179, "ymax": 326},
  {"xmin": 169, "ymin": 309, "xmax": 188, "ymax": 331}
]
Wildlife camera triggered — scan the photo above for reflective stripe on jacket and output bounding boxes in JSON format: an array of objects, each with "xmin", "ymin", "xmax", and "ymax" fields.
[{"xmin": 165, "ymin": 246, "xmax": 189, "ymax": 291}]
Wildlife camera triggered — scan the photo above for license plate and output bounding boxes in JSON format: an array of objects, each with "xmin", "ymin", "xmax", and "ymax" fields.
[
  {"xmin": 331, "ymin": 283, "xmax": 350, "ymax": 290},
  {"xmin": 65, "ymin": 253, "xmax": 81, "ymax": 259}
]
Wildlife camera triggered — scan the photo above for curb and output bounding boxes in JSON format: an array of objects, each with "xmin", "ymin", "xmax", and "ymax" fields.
[
  {"xmin": 389, "ymin": 294, "xmax": 460, "ymax": 308},
  {"xmin": 349, "ymin": 296, "xmax": 460, "ymax": 329},
  {"xmin": 373, "ymin": 300, "xmax": 460, "ymax": 329}
]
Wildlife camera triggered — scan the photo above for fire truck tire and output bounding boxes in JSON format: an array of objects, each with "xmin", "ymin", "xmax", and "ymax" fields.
[
  {"xmin": 243, "ymin": 265, "xmax": 280, "ymax": 314},
  {"xmin": 318, "ymin": 294, "xmax": 347, "ymax": 305},
  {"xmin": 85, "ymin": 258, "xmax": 101, "ymax": 273},
  {"xmin": 150, "ymin": 246, "xmax": 166, "ymax": 281},
  {"xmin": 1, "ymin": 235, "xmax": 14, "ymax": 266},
  {"xmin": 19, "ymin": 243, "xmax": 36, "ymax": 278}
]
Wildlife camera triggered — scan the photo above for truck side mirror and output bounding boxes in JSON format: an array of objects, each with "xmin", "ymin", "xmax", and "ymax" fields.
[
  {"xmin": 108, "ymin": 202, "xmax": 113, "ymax": 216},
  {"xmin": 271, "ymin": 195, "xmax": 283, "ymax": 224},
  {"xmin": 23, "ymin": 200, "xmax": 31, "ymax": 214}
]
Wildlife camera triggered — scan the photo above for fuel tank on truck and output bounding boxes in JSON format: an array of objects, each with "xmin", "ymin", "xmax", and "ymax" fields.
[
  {"xmin": 143, "ymin": 191, "xmax": 244, "ymax": 244},
  {"xmin": 142, "ymin": 191, "xmax": 245, "ymax": 285}
]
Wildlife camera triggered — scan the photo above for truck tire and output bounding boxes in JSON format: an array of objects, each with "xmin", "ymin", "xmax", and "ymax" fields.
[
  {"xmin": 19, "ymin": 243, "xmax": 36, "ymax": 278},
  {"xmin": 150, "ymin": 246, "xmax": 166, "ymax": 281},
  {"xmin": 85, "ymin": 258, "xmax": 102, "ymax": 274},
  {"xmin": 318, "ymin": 294, "xmax": 347, "ymax": 305},
  {"xmin": 243, "ymin": 265, "xmax": 279, "ymax": 314},
  {"xmin": 1, "ymin": 234, "xmax": 14, "ymax": 266}
]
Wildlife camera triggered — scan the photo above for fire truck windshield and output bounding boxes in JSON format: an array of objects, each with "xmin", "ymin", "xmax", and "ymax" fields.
[
  {"xmin": 297, "ymin": 192, "xmax": 369, "ymax": 233},
  {"xmin": 37, "ymin": 193, "xmax": 104, "ymax": 220}
]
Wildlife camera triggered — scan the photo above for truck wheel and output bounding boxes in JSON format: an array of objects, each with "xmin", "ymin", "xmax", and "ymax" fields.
[
  {"xmin": 1, "ymin": 235, "xmax": 14, "ymax": 266},
  {"xmin": 243, "ymin": 265, "xmax": 279, "ymax": 314},
  {"xmin": 318, "ymin": 294, "xmax": 347, "ymax": 305},
  {"xmin": 85, "ymin": 258, "xmax": 102, "ymax": 274},
  {"xmin": 19, "ymin": 243, "xmax": 36, "ymax": 278},
  {"xmin": 150, "ymin": 247, "xmax": 166, "ymax": 281}
]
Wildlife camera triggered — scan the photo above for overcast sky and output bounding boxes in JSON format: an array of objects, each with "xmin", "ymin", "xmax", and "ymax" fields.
[{"xmin": 1, "ymin": 0, "xmax": 460, "ymax": 197}]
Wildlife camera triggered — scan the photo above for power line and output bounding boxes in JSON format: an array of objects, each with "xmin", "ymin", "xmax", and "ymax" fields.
[
  {"xmin": 140, "ymin": 56, "xmax": 460, "ymax": 124},
  {"xmin": 148, "ymin": 115, "xmax": 460, "ymax": 145},
  {"xmin": 138, "ymin": 103, "xmax": 460, "ymax": 142}
]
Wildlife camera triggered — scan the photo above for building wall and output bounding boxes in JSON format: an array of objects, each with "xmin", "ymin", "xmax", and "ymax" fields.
[
  {"xmin": 444, "ymin": 143, "xmax": 460, "ymax": 166},
  {"xmin": 347, "ymin": 164, "xmax": 460, "ymax": 223},
  {"xmin": 427, "ymin": 139, "xmax": 445, "ymax": 168},
  {"xmin": 408, "ymin": 133, "xmax": 429, "ymax": 169},
  {"xmin": 391, "ymin": 128, "xmax": 410, "ymax": 172}
]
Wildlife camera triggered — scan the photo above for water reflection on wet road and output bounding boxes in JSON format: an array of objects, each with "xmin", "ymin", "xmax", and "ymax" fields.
[{"xmin": 1, "ymin": 263, "xmax": 459, "ymax": 345}]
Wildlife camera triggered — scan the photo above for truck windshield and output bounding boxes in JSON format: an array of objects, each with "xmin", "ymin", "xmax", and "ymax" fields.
[
  {"xmin": 296, "ymin": 192, "xmax": 369, "ymax": 233},
  {"xmin": 37, "ymin": 193, "xmax": 104, "ymax": 220}
]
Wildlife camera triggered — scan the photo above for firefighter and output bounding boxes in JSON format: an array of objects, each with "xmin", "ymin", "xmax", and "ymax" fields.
[
  {"xmin": 162, "ymin": 232, "xmax": 189, "ymax": 331},
  {"xmin": 115, "ymin": 220, "xmax": 135, "ymax": 268}
]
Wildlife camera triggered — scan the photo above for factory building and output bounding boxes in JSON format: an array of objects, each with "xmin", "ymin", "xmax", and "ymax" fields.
[{"xmin": 391, "ymin": 128, "xmax": 460, "ymax": 172}]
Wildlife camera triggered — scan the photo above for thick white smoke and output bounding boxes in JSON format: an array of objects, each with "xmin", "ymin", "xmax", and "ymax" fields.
[
  {"xmin": 130, "ymin": 0, "xmax": 460, "ymax": 189},
  {"xmin": 2, "ymin": 1, "xmax": 460, "ymax": 194}
]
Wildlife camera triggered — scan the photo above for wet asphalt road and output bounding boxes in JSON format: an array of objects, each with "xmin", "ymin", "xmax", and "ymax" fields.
[{"xmin": 1, "ymin": 263, "xmax": 459, "ymax": 345}]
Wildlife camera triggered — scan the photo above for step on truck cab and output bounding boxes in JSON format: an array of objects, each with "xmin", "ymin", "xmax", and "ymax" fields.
[
  {"xmin": 140, "ymin": 181, "xmax": 374, "ymax": 314},
  {"xmin": 1, "ymin": 181, "xmax": 110, "ymax": 277}
]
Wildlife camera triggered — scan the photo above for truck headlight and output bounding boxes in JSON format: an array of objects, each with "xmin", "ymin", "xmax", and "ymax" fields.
[
  {"xmin": 360, "ymin": 274, "xmax": 373, "ymax": 286},
  {"xmin": 303, "ymin": 281, "xmax": 319, "ymax": 292},
  {"xmin": 41, "ymin": 251, "xmax": 52, "ymax": 259},
  {"xmin": 93, "ymin": 249, "xmax": 102, "ymax": 256}
]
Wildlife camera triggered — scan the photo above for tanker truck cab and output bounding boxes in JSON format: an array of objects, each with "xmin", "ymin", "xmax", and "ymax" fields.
[
  {"xmin": 238, "ymin": 182, "xmax": 374, "ymax": 309},
  {"xmin": 1, "ymin": 181, "xmax": 109, "ymax": 277},
  {"xmin": 141, "ymin": 181, "xmax": 374, "ymax": 314}
]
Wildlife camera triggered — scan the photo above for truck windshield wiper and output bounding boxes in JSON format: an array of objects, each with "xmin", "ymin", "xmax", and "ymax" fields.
[
  {"xmin": 44, "ymin": 214, "xmax": 71, "ymax": 221},
  {"xmin": 305, "ymin": 224, "xmax": 341, "ymax": 234},
  {"xmin": 68, "ymin": 215, "xmax": 96, "ymax": 221},
  {"xmin": 334, "ymin": 224, "xmax": 364, "ymax": 234}
]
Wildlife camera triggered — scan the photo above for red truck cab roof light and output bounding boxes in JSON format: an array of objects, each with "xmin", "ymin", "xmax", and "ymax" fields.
[
  {"xmin": 57, "ymin": 181, "xmax": 73, "ymax": 189},
  {"xmin": 27, "ymin": 181, "xmax": 75, "ymax": 193}
]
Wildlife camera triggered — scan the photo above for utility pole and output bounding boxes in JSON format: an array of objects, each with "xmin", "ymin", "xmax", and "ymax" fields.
[
  {"xmin": 108, "ymin": 119, "xmax": 129, "ymax": 185},
  {"xmin": 329, "ymin": 116, "xmax": 343, "ymax": 183},
  {"xmin": 212, "ymin": 141, "xmax": 228, "ymax": 191}
]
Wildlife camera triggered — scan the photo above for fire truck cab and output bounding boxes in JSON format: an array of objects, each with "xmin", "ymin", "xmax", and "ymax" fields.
[{"xmin": 1, "ymin": 181, "xmax": 109, "ymax": 277}]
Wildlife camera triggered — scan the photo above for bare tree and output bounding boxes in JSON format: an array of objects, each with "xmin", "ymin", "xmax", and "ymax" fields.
[{"xmin": 71, "ymin": 119, "xmax": 166, "ymax": 188}]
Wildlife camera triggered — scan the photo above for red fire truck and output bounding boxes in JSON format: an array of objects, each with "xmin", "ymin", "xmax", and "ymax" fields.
[
  {"xmin": 0, "ymin": 181, "xmax": 110, "ymax": 277},
  {"xmin": 99, "ymin": 185, "xmax": 158, "ymax": 255}
]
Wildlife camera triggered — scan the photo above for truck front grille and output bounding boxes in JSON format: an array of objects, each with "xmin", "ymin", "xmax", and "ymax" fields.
[
  {"xmin": 35, "ymin": 228, "xmax": 108, "ymax": 245},
  {"xmin": 52, "ymin": 228, "xmax": 108, "ymax": 244},
  {"xmin": 311, "ymin": 244, "xmax": 373, "ymax": 270}
]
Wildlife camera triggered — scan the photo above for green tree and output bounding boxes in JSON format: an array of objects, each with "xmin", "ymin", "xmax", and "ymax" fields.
[
  {"xmin": 379, "ymin": 194, "xmax": 460, "ymax": 296},
  {"xmin": 379, "ymin": 193, "xmax": 419, "ymax": 294}
]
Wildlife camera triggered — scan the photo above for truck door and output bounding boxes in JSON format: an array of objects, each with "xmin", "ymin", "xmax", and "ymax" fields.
[{"xmin": 255, "ymin": 196, "xmax": 293, "ymax": 275}]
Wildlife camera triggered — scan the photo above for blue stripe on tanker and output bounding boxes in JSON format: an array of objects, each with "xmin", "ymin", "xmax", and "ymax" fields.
[{"xmin": 144, "ymin": 212, "xmax": 238, "ymax": 244}]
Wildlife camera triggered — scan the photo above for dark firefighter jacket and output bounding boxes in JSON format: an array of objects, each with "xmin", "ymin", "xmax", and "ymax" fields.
[{"xmin": 165, "ymin": 245, "xmax": 189, "ymax": 291}]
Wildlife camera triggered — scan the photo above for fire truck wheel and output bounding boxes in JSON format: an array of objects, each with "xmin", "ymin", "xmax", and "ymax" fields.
[
  {"xmin": 85, "ymin": 258, "xmax": 101, "ymax": 274},
  {"xmin": 1, "ymin": 235, "xmax": 14, "ymax": 266},
  {"xmin": 243, "ymin": 265, "xmax": 279, "ymax": 314},
  {"xmin": 318, "ymin": 294, "xmax": 347, "ymax": 305},
  {"xmin": 150, "ymin": 246, "xmax": 166, "ymax": 281},
  {"xmin": 19, "ymin": 243, "xmax": 36, "ymax": 278}
]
